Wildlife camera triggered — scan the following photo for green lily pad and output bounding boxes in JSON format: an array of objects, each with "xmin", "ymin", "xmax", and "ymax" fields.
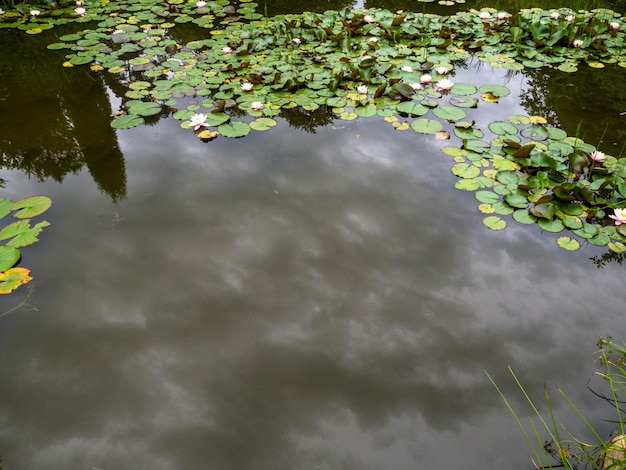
[
  {"xmin": 218, "ymin": 121, "xmax": 251, "ymax": 138},
  {"xmin": 475, "ymin": 191, "xmax": 499, "ymax": 204},
  {"xmin": 483, "ymin": 216, "xmax": 507, "ymax": 231},
  {"xmin": 512, "ymin": 209, "xmax": 538, "ymax": 225},
  {"xmin": 433, "ymin": 106, "xmax": 466, "ymax": 122},
  {"xmin": 11, "ymin": 196, "xmax": 52, "ymax": 218},
  {"xmin": 520, "ymin": 125, "xmax": 549, "ymax": 141},
  {"xmin": 449, "ymin": 95, "xmax": 479, "ymax": 108},
  {"xmin": 111, "ymin": 114, "xmax": 145, "ymax": 129},
  {"xmin": 0, "ymin": 220, "xmax": 51, "ymax": 248},
  {"xmin": 452, "ymin": 163, "xmax": 480, "ymax": 179},
  {"xmin": 127, "ymin": 101, "xmax": 162, "ymax": 116},
  {"xmin": 538, "ymin": 218, "xmax": 564, "ymax": 233},
  {"xmin": 411, "ymin": 118, "xmax": 444, "ymax": 134},
  {"xmin": 0, "ymin": 246, "xmax": 20, "ymax": 272},
  {"xmin": 478, "ymin": 84, "xmax": 510, "ymax": 97},
  {"xmin": 396, "ymin": 102, "xmax": 428, "ymax": 116},
  {"xmin": 0, "ymin": 198, "xmax": 13, "ymax": 219},
  {"xmin": 489, "ymin": 121, "xmax": 518, "ymax": 136},
  {"xmin": 249, "ymin": 117, "xmax": 277, "ymax": 131}
]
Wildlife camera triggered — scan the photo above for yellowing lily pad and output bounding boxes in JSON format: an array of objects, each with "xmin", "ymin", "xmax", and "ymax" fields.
[
  {"xmin": 483, "ymin": 216, "xmax": 507, "ymax": 231},
  {"xmin": 557, "ymin": 236, "xmax": 581, "ymax": 251},
  {"xmin": 0, "ymin": 267, "xmax": 32, "ymax": 294}
]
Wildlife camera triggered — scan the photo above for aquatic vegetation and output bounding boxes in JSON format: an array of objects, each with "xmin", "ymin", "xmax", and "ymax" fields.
[
  {"xmin": 2, "ymin": 1, "xmax": 626, "ymax": 252},
  {"xmin": 0, "ymin": 196, "xmax": 52, "ymax": 294},
  {"xmin": 487, "ymin": 337, "xmax": 626, "ymax": 470}
]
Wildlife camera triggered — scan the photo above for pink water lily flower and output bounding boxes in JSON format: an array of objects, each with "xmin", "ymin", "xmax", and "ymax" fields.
[
  {"xmin": 589, "ymin": 150, "xmax": 605, "ymax": 162},
  {"xmin": 609, "ymin": 208, "xmax": 626, "ymax": 225},
  {"xmin": 241, "ymin": 82, "xmax": 253, "ymax": 92},
  {"xmin": 434, "ymin": 66, "xmax": 448, "ymax": 75},
  {"xmin": 479, "ymin": 11, "xmax": 491, "ymax": 20},
  {"xmin": 566, "ymin": 15, "xmax": 574, "ymax": 22},
  {"xmin": 189, "ymin": 113, "xmax": 209, "ymax": 130},
  {"xmin": 550, "ymin": 12, "xmax": 559, "ymax": 19},
  {"xmin": 497, "ymin": 12, "xmax": 508, "ymax": 20},
  {"xmin": 363, "ymin": 15, "xmax": 374, "ymax": 23},
  {"xmin": 420, "ymin": 74, "xmax": 432, "ymax": 84},
  {"xmin": 75, "ymin": 7, "xmax": 86, "ymax": 15},
  {"xmin": 408, "ymin": 83, "xmax": 423, "ymax": 91},
  {"xmin": 251, "ymin": 101, "xmax": 264, "ymax": 111},
  {"xmin": 610, "ymin": 22, "xmax": 620, "ymax": 30},
  {"xmin": 222, "ymin": 46, "xmax": 232, "ymax": 54}
]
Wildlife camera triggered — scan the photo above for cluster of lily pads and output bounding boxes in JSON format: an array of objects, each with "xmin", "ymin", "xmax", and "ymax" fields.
[
  {"xmin": 4, "ymin": 0, "xmax": 626, "ymax": 253},
  {"xmin": 0, "ymin": 196, "xmax": 51, "ymax": 294}
]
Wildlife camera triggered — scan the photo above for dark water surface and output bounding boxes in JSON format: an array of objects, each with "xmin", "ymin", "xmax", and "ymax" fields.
[{"xmin": 1, "ymin": 4, "xmax": 626, "ymax": 469}]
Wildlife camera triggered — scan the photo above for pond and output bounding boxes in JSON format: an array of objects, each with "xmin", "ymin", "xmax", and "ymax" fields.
[{"xmin": 0, "ymin": 1, "xmax": 626, "ymax": 469}]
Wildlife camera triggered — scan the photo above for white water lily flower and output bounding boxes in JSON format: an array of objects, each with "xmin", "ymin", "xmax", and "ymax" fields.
[
  {"xmin": 196, "ymin": 0, "xmax": 206, "ymax": 7},
  {"xmin": 572, "ymin": 39, "xmax": 583, "ymax": 47},
  {"xmin": 357, "ymin": 85, "xmax": 368, "ymax": 94},
  {"xmin": 75, "ymin": 7, "xmax": 86, "ymax": 15},
  {"xmin": 189, "ymin": 113, "xmax": 209, "ymax": 131},
  {"xmin": 420, "ymin": 74, "xmax": 432, "ymax": 84},
  {"xmin": 401, "ymin": 65, "xmax": 413, "ymax": 72},
  {"xmin": 222, "ymin": 46, "xmax": 232, "ymax": 54},
  {"xmin": 589, "ymin": 150, "xmax": 605, "ymax": 162},
  {"xmin": 368, "ymin": 37, "xmax": 378, "ymax": 43},
  {"xmin": 497, "ymin": 12, "xmax": 508, "ymax": 20},
  {"xmin": 293, "ymin": 37, "xmax": 301, "ymax": 45},
  {"xmin": 251, "ymin": 101, "xmax": 264, "ymax": 111},
  {"xmin": 566, "ymin": 15, "xmax": 574, "ymax": 22},
  {"xmin": 363, "ymin": 15, "xmax": 373, "ymax": 23},
  {"xmin": 75, "ymin": 0, "xmax": 84, "ymax": 5},
  {"xmin": 436, "ymin": 79, "xmax": 454, "ymax": 91},
  {"xmin": 610, "ymin": 22, "xmax": 620, "ymax": 30},
  {"xmin": 478, "ymin": 11, "xmax": 491, "ymax": 20},
  {"xmin": 241, "ymin": 82, "xmax": 253, "ymax": 92},
  {"xmin": 609, "ymin": 208, "xmax": 626, "ymax": 225},
  {"xmin": 0, "ymin": 8, "xmax": 5, "ymax": 15},
  {"xmin": 434, "ymin": 66, "xmax": 448, "ymax": 75},
  {"xmin": 408, "ymin": 83, "xmax": 423, "ymax": 91},
  {"xmin": 550, "ymin": 12, "xmax": 559, "ymax": 19},
  {"xmin": 30, "ymin": 9, "xmax": 41, "ymax": 16},
  {"xmin": 113, "ymin": 29, "xmax": 125, "ymax": 35}
]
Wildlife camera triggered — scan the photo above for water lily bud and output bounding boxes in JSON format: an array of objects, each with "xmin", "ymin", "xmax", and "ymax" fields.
[
  {"xmin": 572, "ymin": 39, "xmax": 583, "ymax": 47},
  {"xmin": 566, "ymin": 15, "xmax": 574, "ymax": 22},
  {"xmin": 497, "ymin": 12, "xmax": 508, "ymax": 20},
  {"xmin": 610, "ymin": 22, "xmax": 620, "ymax": 30},
  {"xmin": 363, "ymin": 15, "xmax": 373, "ymax": 23},
  {"xmin": 479, "ymin": 11, "xmax": 491, "ymax": 20}
]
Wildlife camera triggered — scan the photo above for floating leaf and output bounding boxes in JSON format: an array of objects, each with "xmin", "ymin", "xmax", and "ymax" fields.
[
  {"xmin": 0, "ymin": 246, "xmax": 20, "ymax": 272},
  {"xmin": 479, "ymin": 84, "xmax": 510, "ymax": 97},
  {"xmin": 512, "ymin": 209, "xmax": 537, "ymax": 225},
  {"xmin": 111, "ymin": 114, "xmax": 144, "ymax": 129},
  {"xmin": 396, "ymin": 102, "xmax": 428, "ymax": 116},
  {"xmin": 449, "ymin": 95, "xmax": 479, "ymax": 108},
  {"xmin": 411, "ymin": 119, "xmax": 443, "ymax": 134},
  {"xmin": 249, "ymin": 118, "xmax": 277, "ymax": 131},
  {"xmin": 11, "ymin": 196, "xmax": 52, "ymax": 218},
  {"xmin": 0, "ymin": 267, "xmax": 32, "ymax": 295},
  {"xmin": 433, "ymin": 106, "xmax": 466, "ymax": 122},
  {"xmin": 483, "ymin": 216, "xmax": 507, "ymax": 231},
  {"xmin": 489, "ymin": 121, "xmax": 518, "ymax": 136},
  {"xmin": 218, "ymin": 121, "xmax": 251, "ymax": 138},
  {"xmin": 557, "ymin": 236, "xmax": 580, "ymax": 251},
  {"xmin": 451, "ymin": 163, "xmax": 480, "ymax": 179},
  {"xmin": 520, "ymin": 125, "xmax": 549, "ymax": 141},
  {"xmin": 538, "ymin": 218, "xmax": 564, "ymax": 233},
  {"xmin": 0, "ymin": 199, "xmax": 13, "ymax": 219}
]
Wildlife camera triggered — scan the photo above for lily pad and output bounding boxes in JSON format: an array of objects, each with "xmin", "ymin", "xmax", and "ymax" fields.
[
  {"xmin": 11, "ymin": 196, "xmax": 52, "ymax": 218},
  {"xmin": 433, "ymin": 106, "xmax": 466, "ymax": 122},
  {"xmin": 0, "ymin": 267, "xmax": 32, "ymax": 295},
  {"xmin": 218, "ymin": 121, "xmax": 251, "ymax": 138},
  {"xmin": 249, "ymin": 117, "xmax": 277, "ymax": 131},
  {"xmin": 111, "ymin": 114, "xmax": 145, "ymax": 129},
  {"xmin": 0, "ymin": 246, "xmax": 20, "ymax": 272},
  {"xmin": 483, "ymin": 216, "xmax": 507, "ymax": 231},
  {"xmin": 557, "ymin": 236, "xmax": 581, "ymax": 251},
  {"xmin": 411, "ymin": 119, "xmax": 444, "ymax": 134}
]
